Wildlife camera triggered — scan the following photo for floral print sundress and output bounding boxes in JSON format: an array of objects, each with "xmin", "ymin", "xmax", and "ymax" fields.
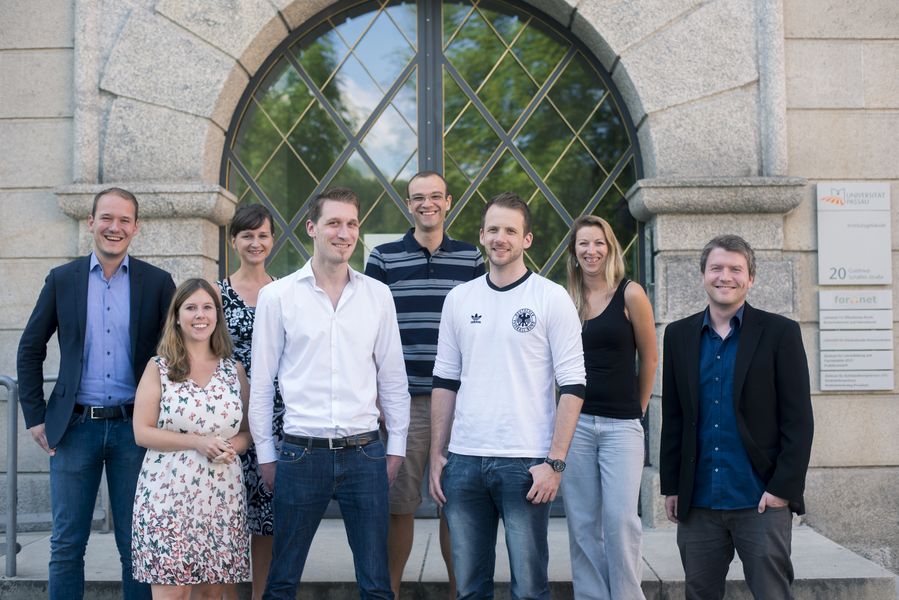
[{"xmin": 131, "ymin": 356, "xmax": 249, "ymax": 585}]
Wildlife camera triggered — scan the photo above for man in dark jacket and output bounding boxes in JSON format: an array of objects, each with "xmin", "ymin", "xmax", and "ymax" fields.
[
  {"xmin": 17, "ymin": 187, "xmax": 175, "ymax": 600},
  {"xmin": 660, "ymin": 234, "xmax": 814, "ymax": 600}
]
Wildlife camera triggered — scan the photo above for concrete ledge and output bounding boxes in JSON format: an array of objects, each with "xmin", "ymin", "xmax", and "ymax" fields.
[
  {"xmin": 1, "ymin": 521, "xmax": 895, "ymax": 599},
  {"xmin": 56, "ymin": 183, "xmax": 237, "ymax": 225},
  {"xmin": 627, "ymin": 176, "xmax": 807, "ymax": 220}
]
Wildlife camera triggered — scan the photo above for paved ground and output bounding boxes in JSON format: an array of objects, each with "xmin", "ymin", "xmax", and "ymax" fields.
[{"xmin": 2, "ymin": 519, "xmax": 897, "ymax": 599}]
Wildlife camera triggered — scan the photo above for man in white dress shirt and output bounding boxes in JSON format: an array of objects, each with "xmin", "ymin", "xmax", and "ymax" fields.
[{"xmin": 249, "ymin": 187, "xmax": 410, "ymax": 600}]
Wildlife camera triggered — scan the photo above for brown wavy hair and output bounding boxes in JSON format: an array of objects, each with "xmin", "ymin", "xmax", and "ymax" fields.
[
  {"xmin": 156, "ymin": 278, "xmax": 233, "ymax": 382},
  {"xmin": 566, "ymin": 215, "xmax": 626, "ymax": 322}
]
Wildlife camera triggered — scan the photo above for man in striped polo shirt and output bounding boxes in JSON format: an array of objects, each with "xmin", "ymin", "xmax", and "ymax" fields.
[{"xmin": 365, "ymin": 171, "xmax": 485, "ymax": 598}]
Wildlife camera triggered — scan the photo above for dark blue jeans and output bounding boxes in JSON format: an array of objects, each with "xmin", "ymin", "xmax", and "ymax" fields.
[
  {"xmin": 263, "ymin": 439, "xmax": 392, "ymax": 600},
  {"xmin": 48, "ymin": 411, "xmax": 149, "ymax": 600},
  {"xmin": 442, "ymin": 453, "xmax": 552, "ymax": 600}
]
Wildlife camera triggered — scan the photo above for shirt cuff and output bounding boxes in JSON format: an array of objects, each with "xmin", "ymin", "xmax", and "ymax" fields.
[
  {"xmin": 433, "ymin": 376, "xmax": 461, "ymax": 392},
  {"xmin": 559, "ymin": 384, "xmax": 586, "ymax": 400},
  {"xmin": 255, "ymin": 442, "xmax": 277, "ymax": 464},
  {"xmin": 385, "ymin": 434, "xmax": 407, "ymax": 457}
]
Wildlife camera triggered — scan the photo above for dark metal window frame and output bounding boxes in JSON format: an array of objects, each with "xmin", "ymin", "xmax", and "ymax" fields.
[{"xmin": 219, "ymin": 0, "xmax": 644, "ymax": 281}]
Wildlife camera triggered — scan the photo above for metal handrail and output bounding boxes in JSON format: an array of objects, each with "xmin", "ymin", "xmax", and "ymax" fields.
[
  {"xmin": 1, "ymin": 375, "xmax": 19, "ymax": 577},
  {"xmin": 1, "ymin": 375, "xmax": 57, "ymax": 578}
]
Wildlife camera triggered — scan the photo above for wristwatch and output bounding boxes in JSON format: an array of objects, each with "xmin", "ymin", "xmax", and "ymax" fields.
[{"xmin": 544, "ymin": 457, "xmax": 566, "ymax": 472}]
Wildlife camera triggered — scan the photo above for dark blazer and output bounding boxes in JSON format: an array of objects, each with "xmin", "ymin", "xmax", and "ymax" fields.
[
  {"xmin": 659, "ymin": 302, "xmax": 814, "ymax": 521},
  {"xmin": 17, "ymin": 255, "xmax": 176, "ymax": 448}
]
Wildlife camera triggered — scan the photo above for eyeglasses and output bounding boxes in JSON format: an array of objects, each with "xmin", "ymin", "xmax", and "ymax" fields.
[{"xmin": 409, "ymin": 193, "xmax": 447, "ymax": 204}]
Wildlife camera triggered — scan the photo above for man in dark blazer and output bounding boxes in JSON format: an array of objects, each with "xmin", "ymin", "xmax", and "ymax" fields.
[
  {"xmin": 17, "ymin": 187, "xmax": 175, "ymax": 600},
  {"xmin": 660, "ymin": 234, "xmax": 814, "ymax": 600}
]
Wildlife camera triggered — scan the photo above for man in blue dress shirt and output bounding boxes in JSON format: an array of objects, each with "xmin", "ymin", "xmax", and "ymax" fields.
[
  {"xmin": 17, "ymin": 188, "xmax": 175, "ymax": 600},
  {"xmin": 660, "ymin": 234, "xmax": 814, "ymax": 600}
]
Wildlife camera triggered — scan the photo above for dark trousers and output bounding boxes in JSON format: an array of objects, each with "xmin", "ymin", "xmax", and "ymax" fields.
[{"xmin": 677, "ymin": 506, "xmax": 794, "ymax": 600}]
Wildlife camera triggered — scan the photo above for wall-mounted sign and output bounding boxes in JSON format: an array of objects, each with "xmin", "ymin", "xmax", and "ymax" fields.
[
  {"xmin": 819, "ymin": 290, "xmax": 894, "ymax": 391},
  {"xmin": 817, "ymin": 182, "xmax": 892, "ymax": 285}
]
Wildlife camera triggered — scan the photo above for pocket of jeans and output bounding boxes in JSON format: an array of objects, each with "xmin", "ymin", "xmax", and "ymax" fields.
[
  {"xmin": 359, "ymin": 440, "xmax": 386, "ymax": 461},
  {"xmin": 516, "ymin": 457, "xmax": 543, "ymax": 476},
  {"xmin": 278, "ymin": 445, "xmax": 308, "ymax": 464}
]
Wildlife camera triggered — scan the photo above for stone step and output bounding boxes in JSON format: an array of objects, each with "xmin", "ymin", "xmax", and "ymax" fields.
[{"xmin": 1, "ymin": 521, "xmax": 895, "ymax": 599}]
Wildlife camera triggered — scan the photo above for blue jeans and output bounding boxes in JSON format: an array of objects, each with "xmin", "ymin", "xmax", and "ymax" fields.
[
  {"xmin": 442, "ymin": 453, "xmax": 551, "ymax": 600},
  {"xmin": 263, "ymin": 439, "xmax": 392, "ymax": 600},
  {"xmin": 561, "ymin": 415, "xmax": 646, "ymax": 600},
  {"xmin": 48, "ymin": 410, "xmax": 149, "ymax": 600}
]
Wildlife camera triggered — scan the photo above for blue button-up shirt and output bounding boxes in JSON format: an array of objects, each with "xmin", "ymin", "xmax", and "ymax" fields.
[
  {"xmin": 76, "ymin": 253, "xmax": 136, "ymax": 407},
  {"xmin": 692, "ymin": 305, "xmax": 765, "ymax": 509}
]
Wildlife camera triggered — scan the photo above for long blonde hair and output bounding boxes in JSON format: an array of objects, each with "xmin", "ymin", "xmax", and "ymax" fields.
[
  {"xmin": 156, "ymin": 278, "xmax": 233, "ymax": 382},
  {"xmin": 566, "ymin": 215, "xmax": 626, "ymax": 322}
]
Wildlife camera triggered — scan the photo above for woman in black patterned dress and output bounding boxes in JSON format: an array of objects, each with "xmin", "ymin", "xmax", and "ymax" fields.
[{"xmin": 217, "ymin": 204, "xmax": 283, "ymax": 600}]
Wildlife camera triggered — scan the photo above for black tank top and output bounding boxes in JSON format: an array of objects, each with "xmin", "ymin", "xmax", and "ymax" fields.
[{"xmin": 581, "ymin": 279, "xmax": 640, "ymax": 419}]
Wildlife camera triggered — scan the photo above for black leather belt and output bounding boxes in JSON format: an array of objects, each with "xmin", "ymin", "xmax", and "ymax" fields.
[
  {"xmin": 283, "ymin": 430, "xmax": 379, "ymax": 450},
  {"xmin": 73, "ymin": 404, "xmax": 135, "ymax": 420}
]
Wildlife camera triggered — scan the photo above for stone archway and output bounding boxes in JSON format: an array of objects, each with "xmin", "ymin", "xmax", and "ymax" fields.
[{"xmin": 57, "ymin": 0, "xmax": 806, "ymax": 525}]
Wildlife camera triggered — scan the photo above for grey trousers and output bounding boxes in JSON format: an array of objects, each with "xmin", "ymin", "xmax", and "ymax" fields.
[{"xmin": 677, "ymin": 506, "xmax": 794, "ymax": 600}]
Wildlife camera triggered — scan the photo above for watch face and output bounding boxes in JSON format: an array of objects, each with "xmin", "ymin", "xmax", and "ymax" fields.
[{"xmin": 546, "ymin": 458, "xmax": 566, "ymax": 472}]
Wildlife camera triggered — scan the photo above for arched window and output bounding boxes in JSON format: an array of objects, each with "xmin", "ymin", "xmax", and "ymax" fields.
[{"xmin": 221, "ymin": 0, "xmax": 642, "ymax": 282}]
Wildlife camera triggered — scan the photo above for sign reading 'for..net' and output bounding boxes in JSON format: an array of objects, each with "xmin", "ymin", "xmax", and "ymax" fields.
[{"xmin": 817, "ymin": 182, "xmax": 892, "ymax": 285}]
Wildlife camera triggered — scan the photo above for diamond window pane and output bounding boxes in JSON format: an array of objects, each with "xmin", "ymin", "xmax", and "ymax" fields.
[
  {"xmin": 478, "ymin": 2, "xmax": 526, "ymax": 45},
  {"xmin": 582, "ymin": 97, "xmax": 628, "ymax": 171},
  {"xmin": 478, "ymin": 51, "xmax": 536, "ymax": 132},
  {"xmin": 447, "ymin": 194, "xmax": 486, "ymax": 247},
  {"xmin": 354, "ymin": 10, "xmax": 416, "ymax": 91},
  {"xmin": 514, "ymin": 99, "xmax": 571, "ymax": 177},
  {"xmin": 512, "ymin": 23, "xmax": 567, "ymax": 85},
  {"xmin": 287, "ymin": 101, "xmax": 346, "ymax": 180},
  {"xmin": 255, "ymin": 144, "xmax": 317, "ymax": 223},
  {"xmin": 445, "ymin": 9, "xmax": 506, "ymax": 90},
  {"xmin": 292, "ymin": 25, "xmax": 350, "ymax": 89},
  {"xmin": 393, "ymin": 70, "xmax": 418, "ymax": 135},
  {"xmin": 328, "ymin": 152, "xmax": 382, "ymax": 219},
  {"xmin": 385, "ymin": 1, "xmax": 418, "ymax": 47},
  {"xmin": 545, "ymin": 140, "xmax": 606, "ymax": 219},
  {"xmin": 254, "ymin": 58, "xmax": 314, "ymax": 136},
  {"xmin": 526, "ymin": 191, "xmax": 569, "ymax": 270},
  {"xmin": 233, "ymin": 99, "xmax": 282, "ymax": 178},
  {"xmin": 267, "ymin": 239, "xmax": 305, "ymax": 279},
  {"xmin": 362, "ymin": 103, "xmax": 418, "ymax": 180},
  {"xmin": 549, "ymin": 53, "xmax": 607, "ymax": 131},
  {"xmin": 477, "ymin": 150, "xmax": 536, "ymax": 203},
  {"xmin": 445, "ymin": 100, "xmax": 502, "ymax": 180},
  {"xmin": 323, "ymin": 53, "xmax": 385, "ymax": 133}
]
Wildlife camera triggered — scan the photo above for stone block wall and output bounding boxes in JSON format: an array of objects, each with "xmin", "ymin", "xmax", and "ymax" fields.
[
  {"xmin": 781, "ymin": 0, "xmax": 899, "ymax": 574},
  {"xmin": 0, "ymin": 0, "xmax": 75, "ymax": 518}
]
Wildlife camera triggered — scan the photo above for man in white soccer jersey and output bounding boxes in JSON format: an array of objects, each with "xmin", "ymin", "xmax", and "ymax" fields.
[{"xmin": 429, "ymin": 192, "xmax": 586, "ymax": 599}]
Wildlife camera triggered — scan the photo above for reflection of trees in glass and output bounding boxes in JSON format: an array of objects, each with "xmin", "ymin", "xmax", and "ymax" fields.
[
  {"xmin": 224, "ymin": 0, "xmax": 639, "ymax": 282},
  {"xmin": 442, "ymin": 1, "xmax": 635, "ymax": 282}
]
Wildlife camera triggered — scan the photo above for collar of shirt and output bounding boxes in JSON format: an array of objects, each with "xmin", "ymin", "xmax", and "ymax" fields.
[
  {"xmin": 402, "ymin": 228, "xmax": 456, "ymax": 255},
  {"xmin": 293, "ymin": 260, "xmax": 364, "ymax": 291},
  {"xmin": 701, "ymin": 303, "xmax": 745, "ymax": 337},
  {"xmin": 89, "ymin": 251, "xmax": 130, "ymax": 280}
]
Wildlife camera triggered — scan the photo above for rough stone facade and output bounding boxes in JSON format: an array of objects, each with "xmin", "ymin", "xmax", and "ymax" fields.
[{"xmin": 0, "ymin": 0, "xmax": 896, "ymax": 575}]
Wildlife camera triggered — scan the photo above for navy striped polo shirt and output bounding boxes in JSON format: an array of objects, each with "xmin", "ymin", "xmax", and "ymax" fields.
[{"xmin": 365, "ymin": 228, "xmax": 485, "ymax": 395}]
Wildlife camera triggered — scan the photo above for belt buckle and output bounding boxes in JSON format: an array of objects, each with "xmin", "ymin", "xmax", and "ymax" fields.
[
  {"xmin": 89, "ymin": 406, "xmax": 103, "ymax": 420},
  {"xmin": 329, "ymin": 437, "xmax": 338, "ymax": 450}
]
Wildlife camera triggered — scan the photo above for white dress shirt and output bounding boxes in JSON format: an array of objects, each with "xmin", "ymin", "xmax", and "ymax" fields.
[{"xmin": 249, "ymin": 262, "xmax": 410, "ymax": 464}]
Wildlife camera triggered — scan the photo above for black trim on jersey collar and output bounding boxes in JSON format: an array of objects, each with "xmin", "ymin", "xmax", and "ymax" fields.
[{"xmin": 486, "ymin": 270, "xmax": 532, "ymax": 292}]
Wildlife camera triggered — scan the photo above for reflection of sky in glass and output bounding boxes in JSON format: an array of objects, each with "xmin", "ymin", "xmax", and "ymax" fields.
[
  {"xmin": 326, "ymin": 54, "xmax": 380, "ymax": 132},
  {"xmin": 354, "ymin": 11, "xmax": 415, "ymax": 91},
  {"xmin": 362, "ymin": 103, "xmax": 417, "ymax": 179}
]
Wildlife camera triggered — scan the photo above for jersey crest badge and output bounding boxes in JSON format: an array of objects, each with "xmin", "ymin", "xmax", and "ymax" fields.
[{"xmin": 512, "ymin": 308, "xmax": 536, "ymax": 332}]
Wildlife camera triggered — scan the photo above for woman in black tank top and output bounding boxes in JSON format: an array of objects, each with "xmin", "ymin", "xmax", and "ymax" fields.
[{"xmin": 560, "ymin": 216, "xmax": 658, "ymax": 600}]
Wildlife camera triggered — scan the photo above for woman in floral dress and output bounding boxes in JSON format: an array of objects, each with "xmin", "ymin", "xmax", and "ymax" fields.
[
  {"xmin": 217, "ymin": 203, "xmax": 283, "ymax": 600},
  {"xmin": 131, "ymin": 278, "xmax": 251, "ymax": 599}
]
